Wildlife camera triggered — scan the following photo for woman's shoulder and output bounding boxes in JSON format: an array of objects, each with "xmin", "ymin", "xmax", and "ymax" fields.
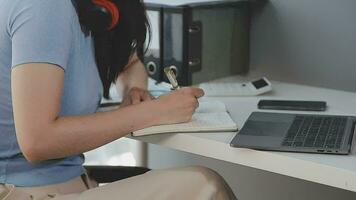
[
  {"xmin": 15, "ymin": 0, "xmax": 74, "ymax": 9},
  {"xmin": 9, "ymin": 0, "xmax": 76, "ymax": 19},
  {"xmin": 5, "ymin": 0, "xmax": 77, "ymax": 36}
]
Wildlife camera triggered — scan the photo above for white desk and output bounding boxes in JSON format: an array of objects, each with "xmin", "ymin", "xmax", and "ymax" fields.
[{"xmin": 128, "ymin": 76, "xmax": 356, "ymax": 192}]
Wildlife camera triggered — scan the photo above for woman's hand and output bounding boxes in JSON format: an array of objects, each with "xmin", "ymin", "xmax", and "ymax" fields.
[
  {"xmin": 121, "ymin": 87, "xmax": 153, "ymax": 107},
  {"xmin": 153, "ymin": 87, "xmax": 205, "ymax": 125}
]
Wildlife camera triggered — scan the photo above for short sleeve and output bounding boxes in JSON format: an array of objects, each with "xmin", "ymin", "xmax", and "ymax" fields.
[{"xmin": 9, "ymin": 0, "xmax": 75, "ymax": 70}]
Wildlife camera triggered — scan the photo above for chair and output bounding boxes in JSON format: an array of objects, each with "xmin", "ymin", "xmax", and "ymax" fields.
[
  {"xmin": 84, "ymin": 165, "xmax": 150, "ymax": 184},
  {"xmin": 84, "ymin": 165, "xmax": 150, "ymax": 183}
]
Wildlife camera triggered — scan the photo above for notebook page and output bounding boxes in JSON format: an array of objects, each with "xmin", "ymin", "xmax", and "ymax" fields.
[
  {"xmin": 196, "ymin": 101, "xmax": 227, "ymax": 113},
  {"xmin": 133, "ymin": 112, "xmax": 237, "ymax": 136}
]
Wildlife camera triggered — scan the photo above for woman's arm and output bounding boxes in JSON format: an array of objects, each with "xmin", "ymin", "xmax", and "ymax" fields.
[
  {"xmin": 116, "ymin": 54, "xmax": 153, "ymax": 106},
  {"xmin": 116, "ymin": 54, "xmax": 148, "ymax": 97},
  {"xmin": 12, "ymin": 63, "xmax": 203, "ymax": 163}
]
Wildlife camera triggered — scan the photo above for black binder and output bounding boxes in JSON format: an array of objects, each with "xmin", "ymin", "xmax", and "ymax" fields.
[{"xmin": 144, "ymin": 0, "xmax": 254, "ymax": 86}]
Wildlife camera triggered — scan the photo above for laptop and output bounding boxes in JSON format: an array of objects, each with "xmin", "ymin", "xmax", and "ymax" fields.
[{"xmin": 230, "ymin": 112, "xmax": 356, "ymax": 154}]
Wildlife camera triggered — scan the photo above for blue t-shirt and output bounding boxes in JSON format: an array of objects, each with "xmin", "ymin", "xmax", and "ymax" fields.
[{"xmin": 0, "ymin": 0, "xmax": 103, "ymax": 186}]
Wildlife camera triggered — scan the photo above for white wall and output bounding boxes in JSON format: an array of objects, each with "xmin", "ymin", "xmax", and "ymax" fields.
[{"xmin": 250, "ymin": 0, "xmax": 356, "ymax": 92}]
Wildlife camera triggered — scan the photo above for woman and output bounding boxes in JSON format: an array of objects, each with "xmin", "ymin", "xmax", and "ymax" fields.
[{"xmin": 0, "ymin": 0, "xmax": 237, "ymax": 199}]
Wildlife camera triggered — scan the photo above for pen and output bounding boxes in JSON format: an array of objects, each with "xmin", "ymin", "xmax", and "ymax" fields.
[{"xmin": 164, "ymin": 66, "xmax": 180, "ymax": 90}]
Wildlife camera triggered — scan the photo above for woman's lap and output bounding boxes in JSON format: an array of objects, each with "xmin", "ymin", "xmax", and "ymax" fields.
[{"xmin": 1, "ymin": 166, "xmax": 237, "ymax": 200}]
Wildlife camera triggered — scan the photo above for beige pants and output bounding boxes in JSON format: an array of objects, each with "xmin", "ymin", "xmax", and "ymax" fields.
[{"xmin": 0, "ymin": 166, "xmax": 237, "ymax": 200}]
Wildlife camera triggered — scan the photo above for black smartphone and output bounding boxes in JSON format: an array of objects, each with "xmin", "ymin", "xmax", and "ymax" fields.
[{"xmin": 258, "ymin": 100, "xmax": 327, "ymax": 111}]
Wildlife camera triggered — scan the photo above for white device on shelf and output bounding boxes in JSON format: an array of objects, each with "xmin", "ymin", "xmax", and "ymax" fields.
[{"xmin": 199, "ymin": 77, "xmax": 272, "ymax": 96}]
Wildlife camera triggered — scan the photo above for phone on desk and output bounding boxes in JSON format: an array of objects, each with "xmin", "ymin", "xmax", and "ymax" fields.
[{"xmin": 258, "ymin": 100, "xmax": 327, "ymax": 111}]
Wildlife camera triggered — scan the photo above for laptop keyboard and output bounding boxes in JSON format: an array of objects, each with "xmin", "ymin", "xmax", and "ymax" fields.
[{"xmin": 282, "ymin": 116, "xmax": 347, "ymax": 149}]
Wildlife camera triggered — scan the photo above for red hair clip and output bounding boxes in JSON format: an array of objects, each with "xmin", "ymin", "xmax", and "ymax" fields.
[{"xmin": 92, "ymin": 0, "xmax": 120, "ymax": 30}]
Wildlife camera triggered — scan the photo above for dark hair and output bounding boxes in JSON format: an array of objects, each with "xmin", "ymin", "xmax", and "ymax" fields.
[{"xmin": 75, "ymin": 0, "xmax": 150, "ymax": 99}]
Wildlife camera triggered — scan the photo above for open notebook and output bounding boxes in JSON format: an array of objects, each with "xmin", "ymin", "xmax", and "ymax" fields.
[{"xmin": 132, "ymin": 101, "xmax": 238, "ymax": 136}]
